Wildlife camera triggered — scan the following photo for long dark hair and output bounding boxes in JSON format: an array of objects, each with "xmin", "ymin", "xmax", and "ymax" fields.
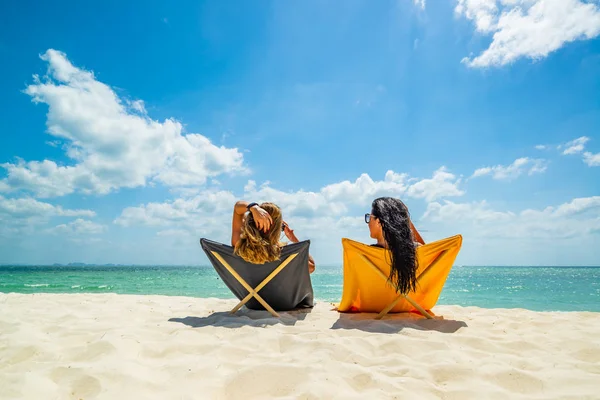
[{"xmin": 371, "ymin": 197, "xmax": 418, "ymax": 294}]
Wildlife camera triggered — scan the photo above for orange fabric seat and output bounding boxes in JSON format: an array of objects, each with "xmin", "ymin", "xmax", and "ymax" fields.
[{"xmin": 337, "ymin": 235, "xmax": 463, "ymax": 318}]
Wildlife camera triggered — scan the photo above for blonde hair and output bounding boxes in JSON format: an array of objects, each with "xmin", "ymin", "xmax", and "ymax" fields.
[{"xmin": 234, "ymin": 202, "xmax": 283, "ymax": 264}]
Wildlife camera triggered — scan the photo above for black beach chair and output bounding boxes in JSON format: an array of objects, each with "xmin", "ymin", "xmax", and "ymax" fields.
[{"xmin": 200, "ymin": 238, "xmax": 314, "ymax": 317}]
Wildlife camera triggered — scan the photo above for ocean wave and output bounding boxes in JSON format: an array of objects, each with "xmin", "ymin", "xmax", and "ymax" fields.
[
  {"xmin": 24, "ymin": 283, "xmax": 49, "ymax": 287},
  {"xmin": 68, "ymin": 284, "xmax": 111, "ymax": 290}
]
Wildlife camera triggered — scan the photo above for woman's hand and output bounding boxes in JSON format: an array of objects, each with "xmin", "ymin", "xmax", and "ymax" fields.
[
  {"xmin": 283, "ymin": 220, "xmax": 315, "ymax": 273},
  {"xmin": 250, "ymin": 205, "xmax": 272, "ymax": 233},
  {"xmin": 283, "ymin": 220, "xmax": 299, "ymax": 243}
]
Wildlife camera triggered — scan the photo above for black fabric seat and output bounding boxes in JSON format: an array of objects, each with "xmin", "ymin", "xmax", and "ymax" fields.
[{"xmin": 200, "ymin": 238, "xmax": 314, "ymax": 314}]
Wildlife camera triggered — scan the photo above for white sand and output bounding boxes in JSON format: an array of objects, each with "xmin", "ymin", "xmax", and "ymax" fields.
[{"xmin": 1, "ymin": 293, "xmax": 599, "ymax": 399}]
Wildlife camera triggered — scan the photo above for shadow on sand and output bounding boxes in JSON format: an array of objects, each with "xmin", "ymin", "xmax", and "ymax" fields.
[
  {"xmin": 331, "ymin": 311, "xmax": 468, "ymax": 334},
  {"xmin": 169, "ymin": 307, "xmax": 312, "ymax": 329}
]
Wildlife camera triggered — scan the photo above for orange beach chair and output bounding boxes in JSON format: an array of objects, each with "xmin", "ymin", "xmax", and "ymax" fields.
[{"xmin": 337, "ymin": 235, "xmax": 463, "ymax": 319}]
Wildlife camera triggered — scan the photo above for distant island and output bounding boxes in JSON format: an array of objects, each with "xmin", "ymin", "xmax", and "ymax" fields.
[{"xmin": 0, "ymin": 263, "xmax": 206, "ymax": 267}]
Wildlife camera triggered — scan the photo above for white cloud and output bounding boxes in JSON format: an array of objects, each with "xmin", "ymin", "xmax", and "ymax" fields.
[
  {"xmin": 561, "ymin": 136, "xmax": 590, "ymax": 155},
  {"xmin": 471, "ymin": 157, "xmax": 547, "ymax": 180},
  {"xmin": 112, "ymin": 170, "xmax": 600, "ymax": 265},
  {"xmin": 414, "ymin": 0, "xmax": 426, "ymax": 10},
  {"xmin": 115, "ymin": 189, "xmax": 237, "ymax": 229},
  {"xmin": 129, "ymin": 99, "xmax": 146, "ymax": 114},
  {"xmin": 115, "ymin": 173, "xmax": 404, "ymax": 231},
  {"xmin": 456, "ymin": 0, "xmax": 498, "ymax": 33},
  {"xmin": 1, "ymin": 159, "xmax": 87, "ymax": 198},
  {"xmin": 0, "ymin": 195, "xmax": 96, "ymax": 238},
  {"xmin": 423, "ymin": 196, "xmax": 600, "ymax": 239},
  {"xmin": 551, "ymin": 196, "xmax": 600, "ymax": 218},
  {"xmin": 423, "ymin": 200, "xmax": 515, "ymax": 227},
  {"xmin": 534, "ymin": 144, "xmax": 547, "ymax": 150},
  {"xmin": 114, "ymin": 167, "xmax": 464, "ymax": 253},
  {"xmin": 311, "ymin": 170, "xmax": 409, "ymax": 212},
  {"xmin": 323, "ymin": 171, "xmax": 408, "ymax": 201},
  {"xmin": 559, "ymin": 136, "xmax": 599, "ymax": 167},
  {"xmin": 245, "ymin": 168, "xmax": 462, "ymax": 217},
  {"xmin": 48, "ymin": 218, "xmax": 107, "ymax": 235},
  {"xmin": 583, "ymin": 151, "xmax": 600, "ymax": 166},
  {"xmin": 0, "ymin": 195, "xmax": 94, "ymax": 219},
  {"xmin": 0, "ymin": 49, "xmax": 246, "ymax": 198},
  {"xmin": 457, "ymin": 0, "xmax": 600, "ymax": 68},
  {"xmin": 246, "ymin": 184, "xmax": 348, "ymax": 218},
  {"xmin": 405, "ymin": 167, "xmax": 465, "ymax": 201},
  {"xmin": 45, "ymin": 140, "xmax": 61, "ymax": 148}
]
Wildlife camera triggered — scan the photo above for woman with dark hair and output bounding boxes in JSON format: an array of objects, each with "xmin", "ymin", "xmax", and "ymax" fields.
[
  {"xmin": 365, "ymin": 197, "xmax": 424, "ymax": 294},
  {"xmin": 231, "ymin": 200, "xmax": 316, "ymax": 273}
]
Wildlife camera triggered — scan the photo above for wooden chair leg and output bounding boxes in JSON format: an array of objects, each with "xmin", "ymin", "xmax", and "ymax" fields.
[
  {"xmin": 230, "ymin": 287, "xmax": 280, "ymax": 317},
  {"xmin": 375, "ymin": 295, "xmax": 403, "ymax": 319},
  {"xmin": 212, "ymin": 252, "xmax": 298, "ymax": 318},
  {"xmin": 402, "ymin": 295, "xmax": 434, "ymax": 319},
  {"xmin": 359, "ymin": 254, "xmax": 434, "ymax": 319}
]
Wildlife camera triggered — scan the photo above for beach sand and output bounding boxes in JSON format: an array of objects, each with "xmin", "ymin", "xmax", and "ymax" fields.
[{"xmin": 1, "ymin": 293, "xmax": 598, "ymax": 399}]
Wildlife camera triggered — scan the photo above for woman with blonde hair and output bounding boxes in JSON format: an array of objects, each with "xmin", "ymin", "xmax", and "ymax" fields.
[{"xmin": 231, "ymin": 200, "xmax": 316, "ymax": 273}]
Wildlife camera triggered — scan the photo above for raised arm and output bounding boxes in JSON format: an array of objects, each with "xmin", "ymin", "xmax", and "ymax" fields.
[
  {"xmin": 231, "ymin": 200, "xmax": 272, "ymax": 247},
  {"xmin": 283, "ymin": 221, "xmax": 316, "ymax": 273},
  {"xmin": 410, "ymin": 220, "xmax": 425, "ymax": 245},
  {"xmin": 231, "ymin": 201, "xmax": 248, "ymax": 247}
]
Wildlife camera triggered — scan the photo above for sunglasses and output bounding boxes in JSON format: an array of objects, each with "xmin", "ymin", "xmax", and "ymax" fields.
[{"xmin": 364, "ymin": 213, "xmax": 377, "ymax": 223}]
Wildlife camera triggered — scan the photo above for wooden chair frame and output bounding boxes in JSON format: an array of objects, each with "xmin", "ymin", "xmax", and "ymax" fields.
[
  {"xmin": 357, "ymin": 250, "xmax": 448, "ymax": 320},
  {"xmin": 211, "ymin": 251, "xmax": 298, "ymax": 318}
]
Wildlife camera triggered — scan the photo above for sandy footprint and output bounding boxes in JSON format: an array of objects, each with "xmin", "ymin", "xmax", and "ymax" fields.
[
  {"xmin": 50, "ymin": 366, "xmax": 102, "ymax": 399},
  {"xmin": 5, "ymin": 345, "xmax": 38, "ymax": 366},
  {"xmin": 490, "ymin": 369, "xmax": 545, "ymax": 395},
  {"xmin": 69, "ymin": 340, "xmax": 116, "ymax": 362},
  {"xmin": 428, "ymin": 363, "xmax": 476, "ymax": 385},
  {"xmin": 221, "ymin": 364, "xmax": 310, "ymax": 399}
]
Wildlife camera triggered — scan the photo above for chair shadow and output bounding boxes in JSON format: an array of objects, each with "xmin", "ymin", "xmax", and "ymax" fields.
[
  {"xmin": 169, "ymin": 307, "xmax": 313, "ymax": 329},
  {"xmin": 331, "ymin": 312, "xmax": 468, "ymax": 334}
]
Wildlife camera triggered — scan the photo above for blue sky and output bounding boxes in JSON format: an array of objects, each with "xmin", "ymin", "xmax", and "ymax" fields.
[{"xmin": 1, "ymin": 0, "xmax": 599, "ymax": 266}]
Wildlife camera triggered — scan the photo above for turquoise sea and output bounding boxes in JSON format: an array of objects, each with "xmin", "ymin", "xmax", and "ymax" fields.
[{"xmin": 1, "ymin": 265, "xmax": 599, "ymax": 312}]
